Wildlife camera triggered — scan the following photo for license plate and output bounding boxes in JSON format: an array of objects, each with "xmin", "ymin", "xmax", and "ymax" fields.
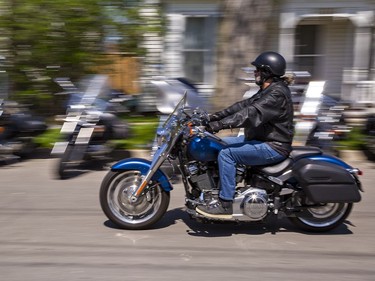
[
  {"xmin": 75, "ymin": 127, "xmax": 94, "ymax": 144},
  {"xmin": 60, "ymin": 121, "xmax": 78, "ymax": 133},
  {"xmin": 51, "ymin": 141, "xmax": 69, "ymax": 154}
]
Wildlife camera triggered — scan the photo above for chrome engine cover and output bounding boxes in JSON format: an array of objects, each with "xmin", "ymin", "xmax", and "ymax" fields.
[{"xmin": 241, "ymin": 188, "xmax": 269, "ymax": 220}]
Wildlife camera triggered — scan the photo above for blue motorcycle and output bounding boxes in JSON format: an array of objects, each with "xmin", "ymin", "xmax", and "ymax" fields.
[{"xmin": 99, "ymin": 93, "xmax": 362, "ymax": 232}]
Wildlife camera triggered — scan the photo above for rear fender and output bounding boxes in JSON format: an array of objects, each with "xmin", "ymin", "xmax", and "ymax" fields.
[
  {"xmin": 308, "ymin": 154, "xmax": 353, "ymax": 169},
  {"xmin": 111, "ymin": 157, "xmax": 173, "ymax": 192},
  {"xmin": 309, "ymin": 154, "xmax": 363, "ymax": 192}
]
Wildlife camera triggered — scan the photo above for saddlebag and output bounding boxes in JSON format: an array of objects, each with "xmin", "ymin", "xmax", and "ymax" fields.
[{"xmin": 293, "ymin": 159, "xmax": 361, "ymax": 203}]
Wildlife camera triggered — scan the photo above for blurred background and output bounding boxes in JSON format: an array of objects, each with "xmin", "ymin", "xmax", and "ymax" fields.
[{"xmin": 0, "ymin": 0, "xmax": 374, "ymax": 164}]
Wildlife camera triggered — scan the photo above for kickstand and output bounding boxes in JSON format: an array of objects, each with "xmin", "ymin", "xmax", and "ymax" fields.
[{"xmin": 267, "ymin": 213, "xmax": 279, "ymax": 235}]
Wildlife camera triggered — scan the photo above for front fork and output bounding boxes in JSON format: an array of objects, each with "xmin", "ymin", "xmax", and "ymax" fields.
[
  {"xmin": 130, "ymin": 169, "xmax": 158, "ymax": 202},
  {"xmin": 130, "ymin": 143, "xmax": 170, "ymax": 202}
]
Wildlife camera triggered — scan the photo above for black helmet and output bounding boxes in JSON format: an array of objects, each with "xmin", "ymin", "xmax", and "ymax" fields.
[{"xmin": 251, "ymin": 51, "xmax": 286, "ymax": 76}]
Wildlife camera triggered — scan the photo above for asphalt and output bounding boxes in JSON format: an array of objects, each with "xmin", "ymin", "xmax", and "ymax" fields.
[{"xmin": 1, "ymin": 155, "xmax": 375, "ymax": 281}]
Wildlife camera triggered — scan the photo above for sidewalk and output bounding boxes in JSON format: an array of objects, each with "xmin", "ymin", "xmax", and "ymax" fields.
[{"xmin": 338, "ymin": 150, "xmax": 367, "ymax": 163}]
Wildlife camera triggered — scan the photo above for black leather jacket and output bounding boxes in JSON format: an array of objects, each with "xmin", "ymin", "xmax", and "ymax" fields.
[{"xmin": 213, "ymin": 79, "xmax": 294, "ymax": 155}]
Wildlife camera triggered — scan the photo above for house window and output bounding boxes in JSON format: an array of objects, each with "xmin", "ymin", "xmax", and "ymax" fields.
[
  {"xmin": 183, "ymin": 16, "xmax": 215, "ymax": 84},
  {"xmin": 295, "ymin": 25, "xmax": 323, "ymax": 79}
]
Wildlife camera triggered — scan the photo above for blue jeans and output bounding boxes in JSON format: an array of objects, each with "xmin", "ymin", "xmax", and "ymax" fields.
[{"xmin": 218, "ymin": 136, "xmax": 286, "ymax": 201}]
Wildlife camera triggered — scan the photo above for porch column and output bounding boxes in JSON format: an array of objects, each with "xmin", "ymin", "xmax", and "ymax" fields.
[
  {"xmin": 279, "ymin": 12, "xmax": 298, "ymax": 69},
  {"xmin": 164, "ymin": 14, "xmax": 186, "ymax": 77},
  {"xmin": 352, "ymin": 11, "xmax": 374, "ymax": 70},
  {"xmin": 345, "ymin": 11, "xmax": 374, "ymax": 102}
]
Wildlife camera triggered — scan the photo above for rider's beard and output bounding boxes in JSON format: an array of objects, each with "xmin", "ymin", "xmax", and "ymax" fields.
[{"xmin": 255, "ymin": 75, "xmax": 263, "ymax": 86}]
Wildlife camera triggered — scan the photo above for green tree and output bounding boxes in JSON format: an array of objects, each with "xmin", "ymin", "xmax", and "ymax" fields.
[{"xmin": 0, "ymin": 0, "xmax": 163, "ymax": 115}]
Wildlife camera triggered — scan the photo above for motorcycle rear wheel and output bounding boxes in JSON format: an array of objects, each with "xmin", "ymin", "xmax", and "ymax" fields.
[
  {"xmin": 99, "ymin": 170, "xmax": 170, "ymax": 230},
  {"xmin": 289, "ymin": 200, "xmax": 353, "ymax": 232}
]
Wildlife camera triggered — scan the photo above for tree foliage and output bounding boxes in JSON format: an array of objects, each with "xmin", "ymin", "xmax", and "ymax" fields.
[{"xmin": 0, "ymin": 0, "xmax": 163, "ymax": 114}]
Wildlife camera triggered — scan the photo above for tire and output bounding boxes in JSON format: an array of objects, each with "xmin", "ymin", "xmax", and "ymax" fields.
[
  {"xmin": 364, "ymin": 135, "xmax": 375, "ymax": 161},
  {"xmin": 57, "ymin": 144, "xmax": 82, "ymax": 180},
  {"xmin": 14, "ymin": 139, "xmax": 37, "ymax": 158},
  {"xmin": 99, "ymin": 170, "xmax": 170, "ymax": 230},
  {"xmin": 57, "ymin": 142, "xmax": 89, "ymax": 179},
  {"xmin": 57, "ymin": 145, "xmax": 76, "ymax": 179},
  {"xmin": 289, "ymin": 198, "xmax": 353, "ymax": 232},
  {"xmin": 363, "ymin": 115, "xmax": 375, "ymax": 160}
]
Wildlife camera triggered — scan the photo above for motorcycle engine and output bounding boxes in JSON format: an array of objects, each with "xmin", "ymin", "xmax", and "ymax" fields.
[
  {"xmin": 186, "ymin": 161, "xmax": 245, "ymax": 191},
  {"xmin": 185, "ymin": 161, "xmax": 217, "ymax": 191},
  {"xmin": 241, "ymin": 188, "xmax": 269, "ymax": 220}
]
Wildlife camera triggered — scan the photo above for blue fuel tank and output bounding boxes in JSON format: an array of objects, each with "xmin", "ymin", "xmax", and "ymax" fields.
[{"xmin": 187, "ymin": 135, "xmax": 226, "ymax": 162}]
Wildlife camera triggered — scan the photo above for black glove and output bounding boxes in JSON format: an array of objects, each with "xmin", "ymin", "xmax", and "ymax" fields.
[
  {"xmin": 207, "ymin": 121, "xmax": 223, "ymax": 133},
  {"xmin": 208, "ymin": 113, "xmax": 221, "ymax": 122}
]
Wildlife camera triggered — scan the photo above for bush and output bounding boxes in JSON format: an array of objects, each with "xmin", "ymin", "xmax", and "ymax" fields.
[
  {"xmin": 33, "ymin": 116, "xmax": 159, "ymax": 150},
  {"xmin": 335, "ymin": 127, "xmax": 366, "ymax": 150},
  {"xmin": 33, "ymin": 127, "xmax": 61, "ymax": 148},
  {"xmin": 112, "ymin": 116, "xmax": 158, "ymax": 149}
]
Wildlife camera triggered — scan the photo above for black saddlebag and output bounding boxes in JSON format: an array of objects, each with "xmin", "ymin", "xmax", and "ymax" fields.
[{"xmin": 293, "ymin": 159, "xmax": 361, "ymax": 203}]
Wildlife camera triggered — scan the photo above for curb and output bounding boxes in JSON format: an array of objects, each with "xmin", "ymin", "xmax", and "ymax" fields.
[{"xmin": 31, "ymin": 147, "xmax": 151, "ymax": 160}]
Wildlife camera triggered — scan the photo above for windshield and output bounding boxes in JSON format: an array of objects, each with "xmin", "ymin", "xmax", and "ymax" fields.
[{"xmin": 162, "ymin": 92, "xmax": 187, "ymax": 129}]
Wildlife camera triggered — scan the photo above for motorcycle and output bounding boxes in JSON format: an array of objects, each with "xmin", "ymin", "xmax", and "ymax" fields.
[
  {"xmin": 52, "ymin": 75, "xmax": 130, "ymax": 179},
  {"xmin": 99, "ymin": 93, "xmax": 363, "ymax": 232},
  {"xmin": 292, "ymin": 80, "xmax": 351, "ymax": 154},
  {"xmin": 0, "ymin": 99, "xmax": 47, "ymax": 162},
  {"xmin": 149, "ymin": 77, "xmax": 211, "ymax": 178}
]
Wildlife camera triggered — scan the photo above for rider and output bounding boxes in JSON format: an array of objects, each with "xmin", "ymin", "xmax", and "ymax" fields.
[{"xmin": 196, "ymin": 51, "xmax": 294, "ymax": 219}]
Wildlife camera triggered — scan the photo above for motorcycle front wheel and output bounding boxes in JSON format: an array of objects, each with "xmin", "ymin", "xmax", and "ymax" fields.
[
  {"xmin": 57, "ymin": 144, "xmax": 88, "ymax": 179},
  {"xmin": 99, "ymin": 170, "xmax": 170, "ymax": 230},
  {"xmin": 289, "ymin": 198, "xmax": 353, "ymax": 232},
  {"xmin": 57, "ymin": 145, "xmax": 75, "ymax": 179}
]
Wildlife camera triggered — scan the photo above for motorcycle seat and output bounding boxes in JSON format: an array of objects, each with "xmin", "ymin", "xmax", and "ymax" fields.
[
  {"xmin": 253, "ymin": 146, "xmax": 322, "ymax": 177},
  {"xmin": 290, "ymin": 146, "xmax": 322, "ymax": 161},
  {"xmin": 255, "ymin": 158, "xmax": 293, "ymax": 177}
]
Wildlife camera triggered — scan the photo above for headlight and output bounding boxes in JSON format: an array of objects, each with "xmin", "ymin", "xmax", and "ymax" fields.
[{"xmin": 156, "ymin": 128, "xmax": 170, "ymax": 147}]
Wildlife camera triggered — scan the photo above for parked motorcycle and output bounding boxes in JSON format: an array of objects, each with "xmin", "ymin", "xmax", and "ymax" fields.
[
  {"xmin": 99, "ymin": 93, "xmax": 362, "ymax": 232},
  {"xmin": 0, "ymin": 99, "xmax": 47, "ymax": 162},
  {"xmin": 363, "ymin": 113, "xmax": 375, "ymax": 160},
  {"xmin": 293, "ymin": 80, "xmax": 350, "ymax": 154},
  {"xmin": 52, "ymin": 75, "xmax": 130, "ymax": 179}
]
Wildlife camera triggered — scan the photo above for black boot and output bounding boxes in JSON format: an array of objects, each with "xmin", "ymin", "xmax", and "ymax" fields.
[{"xmin": 196, "ymin": 198, "xmax": 233, "ymax": 219}]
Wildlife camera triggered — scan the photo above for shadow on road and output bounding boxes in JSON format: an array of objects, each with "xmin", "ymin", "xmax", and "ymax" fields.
[
  {"xmin": 55, "ymin": 162, "xmax": 109, "ymax": 180},
  {"xmin": 103, "ymin": 206, "xmax": 354, "ymax": 236}
]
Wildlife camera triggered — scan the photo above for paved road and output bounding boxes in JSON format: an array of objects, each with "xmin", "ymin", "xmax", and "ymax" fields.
[{"xmin": 1, "ymin": 157, "xmax": 375, "ymax": 281}]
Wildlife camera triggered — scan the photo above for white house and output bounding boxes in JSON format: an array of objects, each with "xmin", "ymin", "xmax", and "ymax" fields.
[{"xmin": 146, "ymin": 0, "xmax": 375, "ymax": 103}]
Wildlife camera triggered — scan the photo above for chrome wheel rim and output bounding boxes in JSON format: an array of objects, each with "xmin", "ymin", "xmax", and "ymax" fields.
[
  {"xmin": 107, "ymin": 171, "xmax": 162, "ymax": 225},
  {"xmin": 299, "ymin": 202, "xmax": 348, "ymax": 228}
]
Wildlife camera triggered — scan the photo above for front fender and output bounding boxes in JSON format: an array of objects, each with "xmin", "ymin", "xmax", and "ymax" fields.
[{"xmin": 111, "ymin": 157, "xmax": 173, "ymax": 192}]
